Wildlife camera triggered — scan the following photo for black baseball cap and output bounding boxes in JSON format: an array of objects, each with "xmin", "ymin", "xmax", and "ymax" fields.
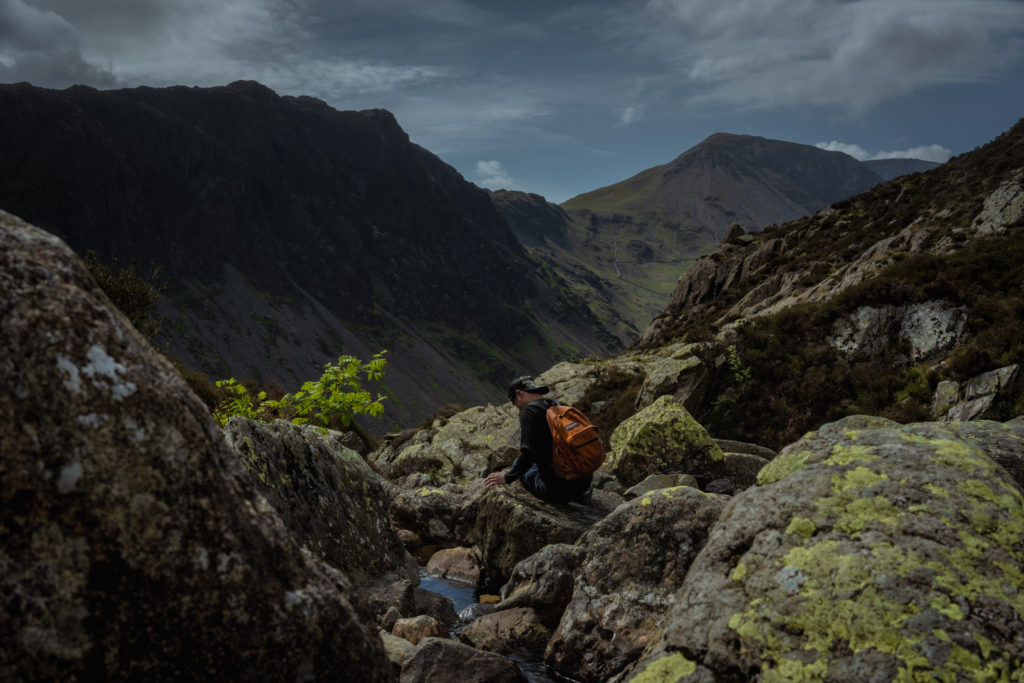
[{"xmin": 507, "ymin": 376, "xmax": 550, "ymax": 401}]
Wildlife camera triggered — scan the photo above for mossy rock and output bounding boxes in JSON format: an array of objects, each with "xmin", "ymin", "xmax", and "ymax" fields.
[
  {"xmin": 606, "ymin": 395, "xmax": 725, "ymax": 487},
  {"xmin": 632, "ymin": 415, "xmax": 1024, "ymax": 681}
]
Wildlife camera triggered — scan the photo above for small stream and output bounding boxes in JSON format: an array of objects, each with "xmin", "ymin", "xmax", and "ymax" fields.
[{"xmin": 417, "ymin": 571, "xmax": 568, "ymax": 682}]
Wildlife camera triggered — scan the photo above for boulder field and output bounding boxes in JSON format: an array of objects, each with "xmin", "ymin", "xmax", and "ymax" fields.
[{"xmin": 4, "ymin": 212, "xmax": 1023, "ymax": 681}]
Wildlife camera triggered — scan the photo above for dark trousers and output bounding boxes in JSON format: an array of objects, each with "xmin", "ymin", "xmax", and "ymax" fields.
[{"xmin": 519, "ymin": 464, "xmax": 592, "ymax": 504}]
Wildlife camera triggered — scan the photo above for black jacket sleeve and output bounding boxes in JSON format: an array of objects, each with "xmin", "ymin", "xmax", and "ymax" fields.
[{"xmin": 504, "ymin": 399, "xmax": 552, "ymax": 483}]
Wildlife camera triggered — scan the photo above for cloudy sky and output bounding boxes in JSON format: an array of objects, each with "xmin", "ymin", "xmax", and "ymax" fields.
[{"xmin": 3, "ymin": 0, "xmax": 1023, "ymax": 202}]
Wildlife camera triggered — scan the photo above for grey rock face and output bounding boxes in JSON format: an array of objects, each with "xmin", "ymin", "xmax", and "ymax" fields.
[
  {"xmin": 631, "ymin": 415, "xmax": 1024, "ymax": 681},
  {"xmin": 0, "ymin": 212, "xmax": 391, "ymax": 681},
  {"xmin": 829, "ymin": 300, "xmax": 967, "ymax": 361},
  {"xmin": 224, "ymin": 417, "xmax": 417, "ymax": 587},
  {"xmin": 546, "ymin": 486, "xmax": 727, "ymax": 682},
  {"xmin": 972, "ymin": 171, "xmax": 1024, "ymax": 236},
  {"xmin": 933, "ymin": 364, "xmax": 1019, "ymax": 422}
]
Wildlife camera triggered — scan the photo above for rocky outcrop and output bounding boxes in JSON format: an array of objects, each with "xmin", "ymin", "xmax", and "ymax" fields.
[
  {"xmin": 933, "ymin": 364, "xmax": 1020, "ymax": 422},
  {"xmin": 628, "ymin": 415, "xmax": 1024, "ymax": 681},
  {"xmin": 392, "ymin": 615, "xmax": 450, "ymax": 645},
  {"xmin": 471, "ymin": 485, "xmax": 620, "ymax": 592},
  {"xmin": 972, "ymin": 171, "xmax": 1024, "ymax": 236},
  {"xmin": 224, "ymin": 417, "xmax": 417, "ymax": 587},
  {"xmin": 400, "ymin": 637, "xmax": 526, "ymax": 682},
  {"xmin": 605, "ymin": 395, "xmax": 725, "ymax": 487},
  {"xmin": 546, "ymin": 486, "xmax": 727, "ymax": 682},
  {"xmin": 829, "ymin": 301, "xmax": 967, "ymax": 361},
  {"xmin": 0, "ymin": 211, "xmax": 391, "ymax": 680},
  {"xmin": 631, "ymin": 343, "xmax": 710, "ymax": 411}
]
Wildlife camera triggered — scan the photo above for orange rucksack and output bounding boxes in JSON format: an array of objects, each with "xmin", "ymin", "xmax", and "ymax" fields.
[{"xmin": 546, "ymin": 404, "xmax": 605, "ymax": 480}]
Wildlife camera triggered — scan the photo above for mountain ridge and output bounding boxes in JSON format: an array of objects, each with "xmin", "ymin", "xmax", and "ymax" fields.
[{"xmin": 0, "ymin": 80, "xmax": 621, "ymax": 429}]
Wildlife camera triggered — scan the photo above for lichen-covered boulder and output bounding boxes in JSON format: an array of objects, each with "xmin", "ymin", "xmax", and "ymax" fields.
[
  {"xmin": 629, "ymin": 415, "xmax": 1024, "ymax": 681},
  {"xmin": 605, "ymin": 395, "xmax": 725, "ymax": 487},
  {"xmin": 400, "ymin": 637, "xmax": 526, "ymax": 683},
  {"xmin": 458, "ymin": 607, "xmax": 551, "ymax": 654},
  {"xmin": 496, "ymin": 543, "xmax": 585, "ymax": 628},
  {"xmin": 224, "ymin": 417, "xmax": 417, "ymax": 587},
  {"xmin": 546, "ymin": 486, "xmax": 727, "ymax": 682},
  {"xmin": 389, "ymin": 480, "xmax": 486, "ymax": 547},
  {"xmin": 0, "ymin": 212, "xmax": 391, "ymax": 680},
  {"xmin": 370, "ymin": 405, "xmax": 519, "ymax": 484},
  {"xmin": 471, "ymin": 485, "xmax": 620, "ymax": 592},
  {"xmin": 938, "ymin": 419, "xmax": 1024, "ymax": 493}
]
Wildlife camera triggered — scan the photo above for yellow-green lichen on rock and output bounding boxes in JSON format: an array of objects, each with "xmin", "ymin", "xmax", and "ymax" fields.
[
  {"xmin": 630, "ymin": 652, "xmax": 699, "ymax": 682},
  {"xmin": 635, "ymin": 416, "xmax": 1024, "ymax": 682},
  {"xmin": 606, "ymin": 395, "xmax": 725, "ymax": 487}
]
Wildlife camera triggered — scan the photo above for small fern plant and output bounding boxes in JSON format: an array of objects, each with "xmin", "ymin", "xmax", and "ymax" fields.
[{"xmin": 214, "ymin": 352, "xmax": 388, "ymax": 433}]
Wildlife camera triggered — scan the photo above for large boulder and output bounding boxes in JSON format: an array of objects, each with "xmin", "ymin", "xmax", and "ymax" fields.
[
  {"xmin": 496, "ymin": 543, "xmax": 586, "ymax": 628},
  {"xmin": 370, "ymin": 405, "xmax": 518, "ymax": 485},
  {"xmin": 389, "ymin": 480, "xmax": 486, "ymax": 547},
  {"xmin": 546, "ymin": 486, "xmax": 727, "ymax": 682},
  {"xmin": 0, "ymin": 212, "xmax": 391, "ymax": 680},
  {"xmin": 471, "ymin": 485, "xmax": 620, "ymax": 592},
  {"xmin": 628, "ymin": 415, "xmax": 1024, "ymax": 681},
  {"xmin": 223, "ymin": 417, "xmax": 417, "ymax": 587},
  {"xmin": 631, "ymin": 343, "xmax": 710, "ymax": 411},
  {"xmin": 457, "ymin": 607, "xmax": 551, "ymax": 654},
  {"xmin": 605, "ymin": 395, "xmax": 725, "ymax": 487},
  {"xmin": 400, "ymin": 637, "xmax": 526, "ymax": 682}
]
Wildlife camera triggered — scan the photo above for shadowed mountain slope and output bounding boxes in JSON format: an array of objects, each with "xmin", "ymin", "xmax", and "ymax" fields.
[{"xmin": 0, "ymin": 80, "xmax": 620, "ymax": 429}]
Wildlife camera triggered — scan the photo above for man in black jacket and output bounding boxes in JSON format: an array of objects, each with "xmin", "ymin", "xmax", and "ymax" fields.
[{"xmin": 483, "ymin": 376, "xmax": 593, "ymax": 504}]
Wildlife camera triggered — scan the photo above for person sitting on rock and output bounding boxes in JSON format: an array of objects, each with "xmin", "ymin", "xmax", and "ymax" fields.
[{"xmin": 483, "ymin": 376, "xmax": 593, "ymax": 505}]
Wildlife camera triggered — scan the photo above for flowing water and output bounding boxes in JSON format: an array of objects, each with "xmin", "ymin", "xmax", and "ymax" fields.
[{"xmin": 417, "ymin": 571, "xmax": 570, "ymax": 682}]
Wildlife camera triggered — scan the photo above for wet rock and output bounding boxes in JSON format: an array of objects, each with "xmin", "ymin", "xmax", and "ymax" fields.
[
  {"xmin": 389, "ymin": 480, "xmax": 486, "ymax": 546},
  {"xmin": 605, "ymin": 395, "xmax": 725, "ymax": 487},
  {"xmin": 497, "ymin": 543, "xmax": 585, "ymax": 628},
  {"xmin": 632, "ymin": 415, "xmax": 1024, "ymax": 681},
  {"xmin": 392, "ymin": 615, "xmax": 450, "ymax": 645},
  {"xmin": 458, "ymin": 607, "xmax": 551, "ymax": 654},
  {"xmin": 0, "ymin": 212, "xmax": 391, "ymax": 680},
  {"xmin": 471, "ymin": 485, "xmax": 619, "ymax": 593},
  {"xmin": 414, "ymin": 587, "xmax": 458, "ymax": 626},
  {"xmin": 400, "ymin": 637, "xmax": 526, "ymax": 682},
  {"xmin": 224, "ymin": 417, "xmax": 417, "ymax": 587},
  {"xmin": 426, "ymin": 546, "xmax": 482, "ymax": 585},
  {"xmin": 546, "ymin": 486, "xmax": 727, "ymax": 682},
  {"xmin": 458, "ymin": 603, "xmax": 496, "ymax": 624}
]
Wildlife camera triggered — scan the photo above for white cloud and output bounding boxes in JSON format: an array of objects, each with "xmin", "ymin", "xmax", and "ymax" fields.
[
  {"xmin": 474, "ymin": 159, "xmax": 518, "ymax": 190},
  {"xmin": 816, "ymin": 140, "xmax": 953, "ymax": 162},
  {"xmin": 618, "ymin": 104, "xmax": 645, "ymax": 126},
  {"xmin": 871, "ymin": 144, "xmax": 952, "ymax": 163},
  {"xmin": 638, "ymin": 0, "xmax": 1024, "ymax": 113},
  {"xmin": 816, "ymin": 140, "xmax": 870, "ymax": 160}
]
